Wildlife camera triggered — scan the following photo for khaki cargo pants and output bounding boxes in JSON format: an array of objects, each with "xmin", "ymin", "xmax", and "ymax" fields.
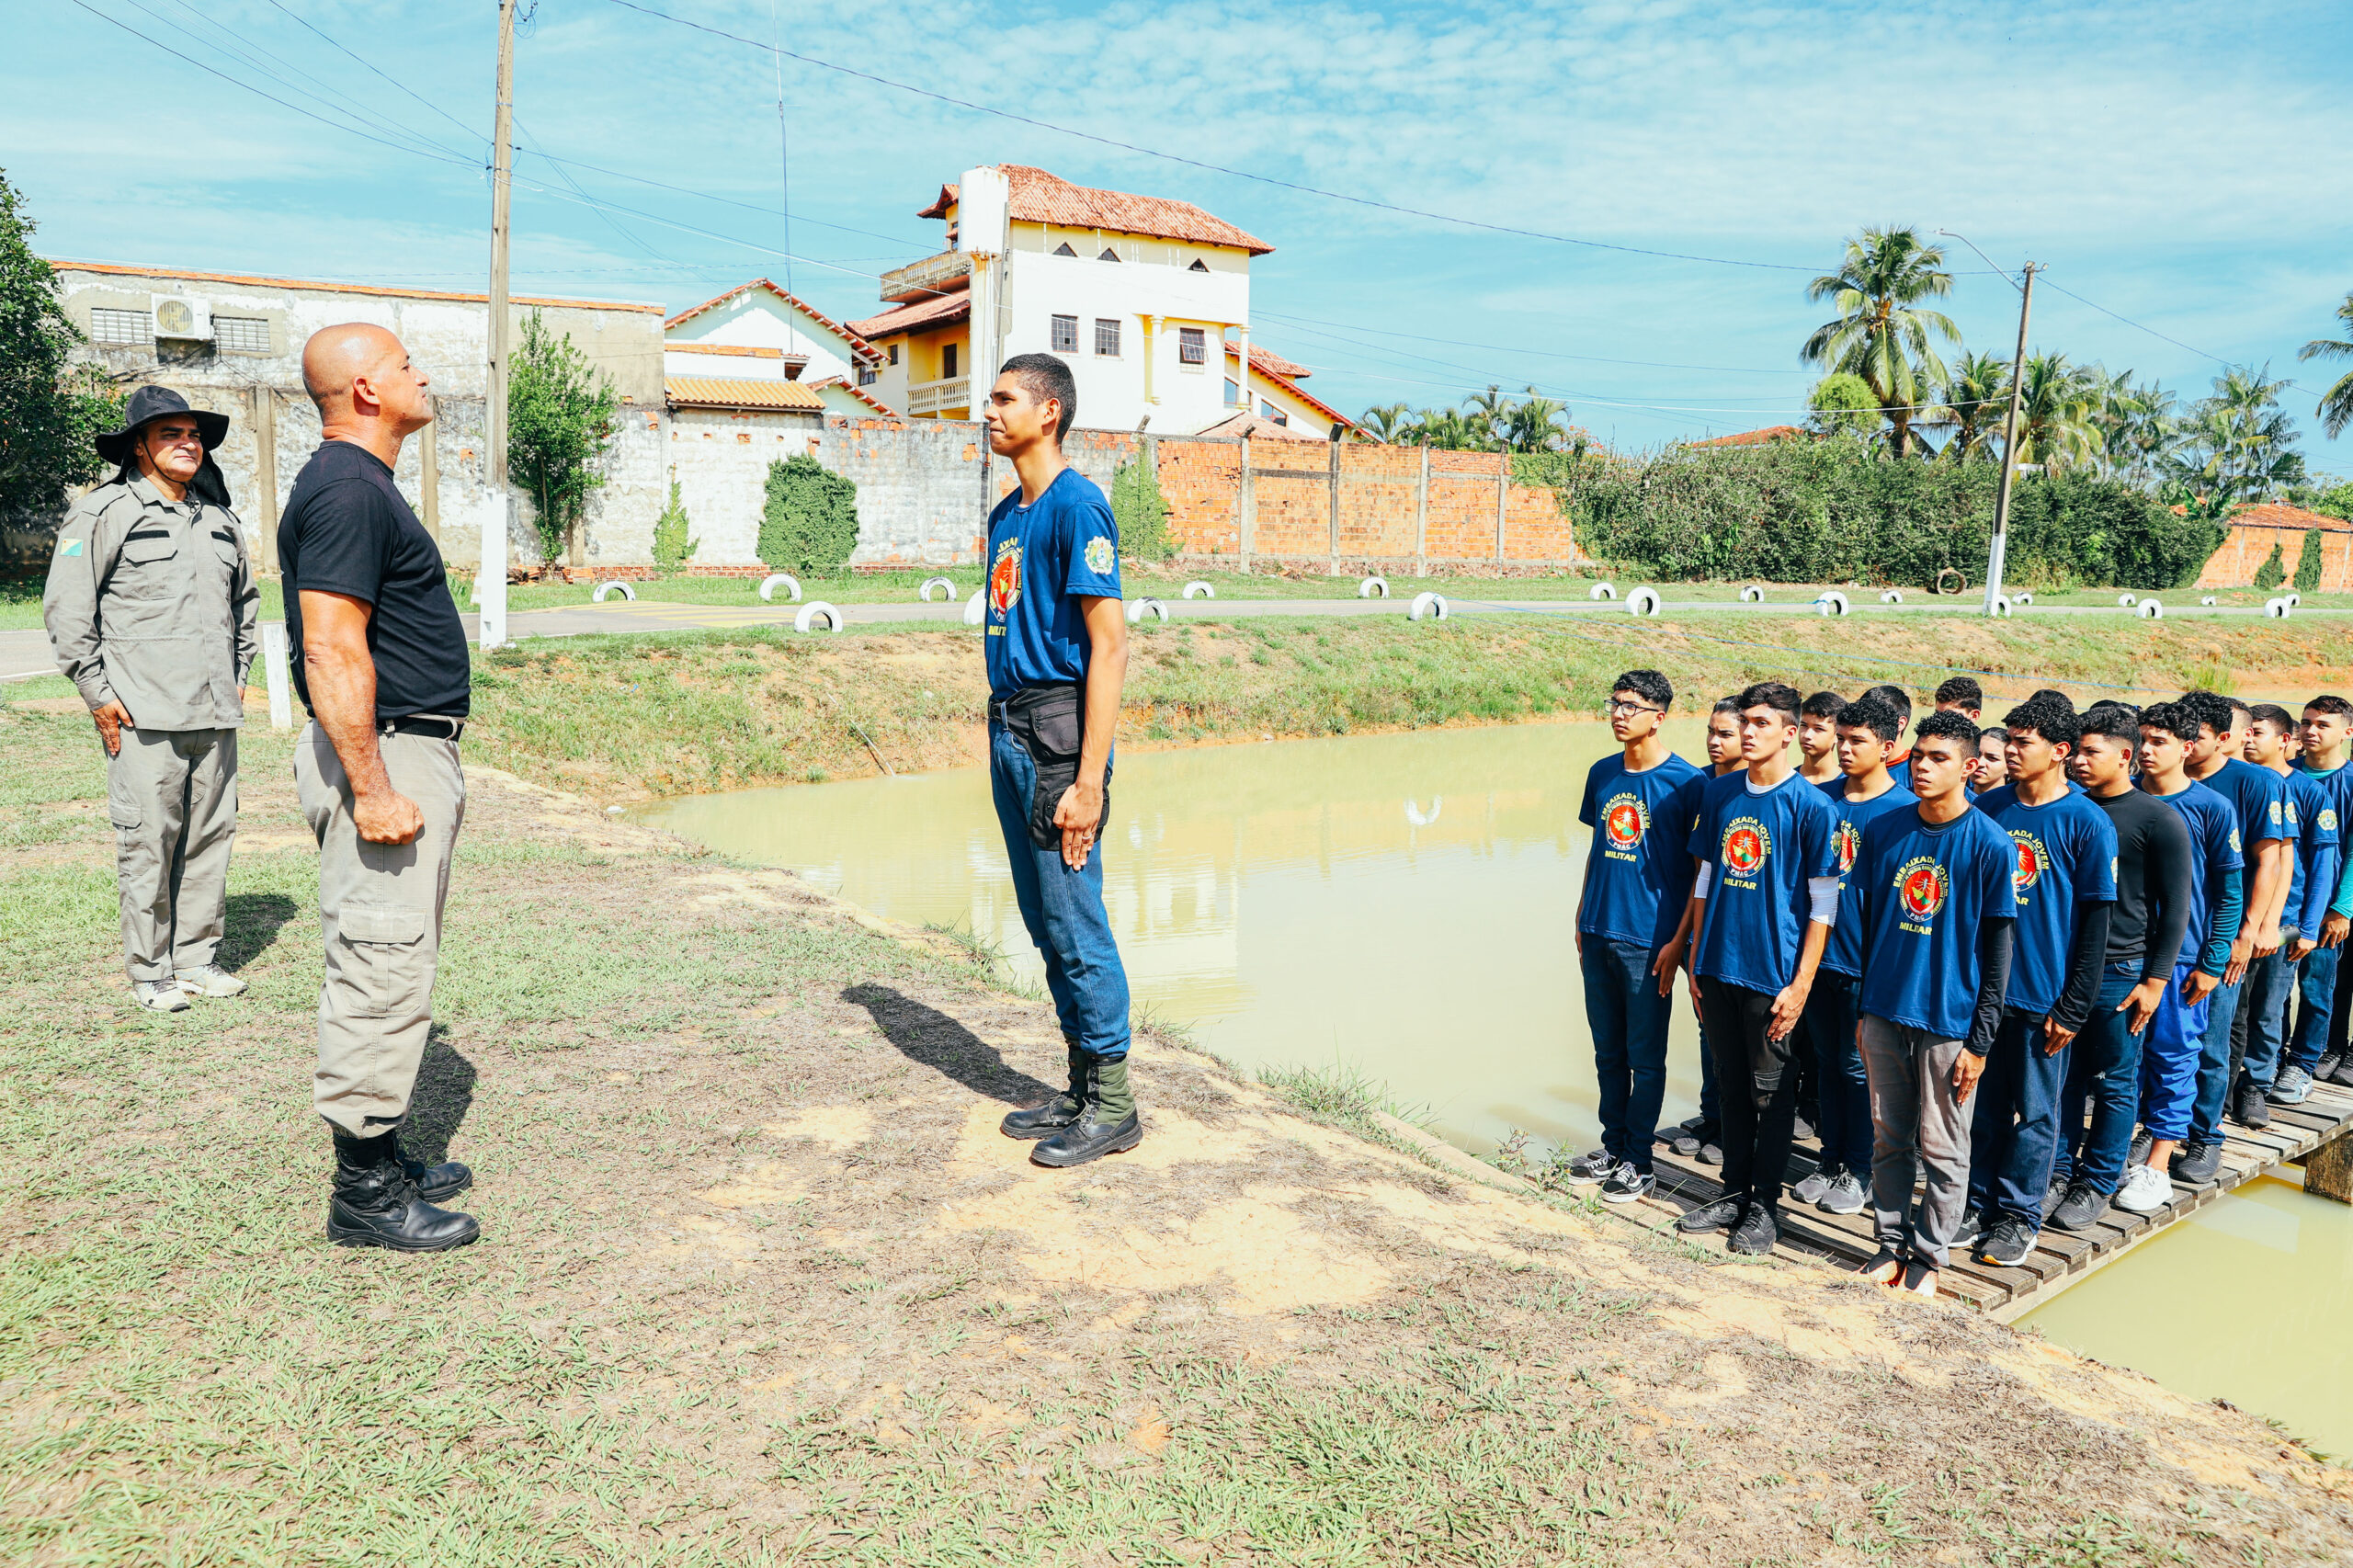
[
  {"xmin": 107, "ymin": 726, "xmax": 238, "ymax": 983},
  {"xmin": 295, "ymin": 722, "xmax": 465, "ymax": 1137}
]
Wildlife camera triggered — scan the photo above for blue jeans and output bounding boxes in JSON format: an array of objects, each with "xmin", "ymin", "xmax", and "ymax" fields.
[
  {"xmin": 2239, "ymin": 949, "xmax": 2296, "ymax": 1088},
  {"xmin": 1967, "ymin": 1010, "xmax": 2069, "ymax": 1230},
  {"xmin": 989, "ymin": 722, "xmax": 1130, "ymax": 1059},
  {"xmin": 2185, "ymin": 972, "xmax": 2244, "ymax": 1147},
  {"xmin": 2287, "ymin": 943, "xmax": 2341, "ymax": 1074},
  {"xmin": 2053, "ymin": 965, "xmax": 2146, "ymax": 1196},
  {"xmin": 1580, "ymin": 936, "xmax": 1670, "ymax": 1172},
  {"xmin": 1801, "ymin": 971, "xmax": 1870, "ymax": 1174}
]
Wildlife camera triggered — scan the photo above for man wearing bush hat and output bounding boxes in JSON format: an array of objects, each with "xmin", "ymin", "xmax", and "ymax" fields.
[{"xmin": 43, "ymin": 386, "xmax": 260, "ymax": 1013}]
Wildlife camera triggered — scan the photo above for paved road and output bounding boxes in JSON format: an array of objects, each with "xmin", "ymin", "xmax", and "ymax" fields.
[{"xmin": 4, "ymin": 592, "xmax": 2333, "ymax": 683}]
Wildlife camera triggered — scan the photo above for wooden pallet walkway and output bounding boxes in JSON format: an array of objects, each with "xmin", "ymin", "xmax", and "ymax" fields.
[{"xmin": 1610, "ymin": 1076, "xmax": 2353, "ymax": 1320}]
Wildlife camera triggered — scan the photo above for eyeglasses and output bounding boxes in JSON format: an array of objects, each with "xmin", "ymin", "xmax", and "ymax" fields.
[{"xmin": 1604, "ymin": 699, "xmax": 1662, "ymax": 716}]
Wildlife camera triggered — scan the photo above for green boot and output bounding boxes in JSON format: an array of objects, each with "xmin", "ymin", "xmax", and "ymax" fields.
[
  {"xmin": 1000, "ymin": 1040, "xmax": 1087, "ymax": 1140},
  {"xmin": 1032, "ymin": 1054, "xmax": 1142, "ymax": 1168}
]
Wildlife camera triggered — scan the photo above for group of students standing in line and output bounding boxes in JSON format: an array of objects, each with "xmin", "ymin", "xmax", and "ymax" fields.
[{"xmin": 1570, "ymin": 669, "xmax": 2352, "ymax": 1298}]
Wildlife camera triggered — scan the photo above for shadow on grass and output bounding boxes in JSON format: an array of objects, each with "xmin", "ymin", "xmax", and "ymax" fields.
[
  {"xmin": 221, "ymin": 892, "xmax": 301, "ymax": 972},
  {"xmin": 404, "ymin": 1028, "xmax": 478, "ymax": 1164},
  {"xmin": 841, "ymin": 983, "xmax": 1054, "ymax": 1106}
]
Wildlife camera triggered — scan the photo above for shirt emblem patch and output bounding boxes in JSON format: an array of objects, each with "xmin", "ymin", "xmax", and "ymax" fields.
[
  {"xmin": 59, "ymin": 538, "xmax": 84, "ymax": 556},
  {"xmin": 1898, "ymin": 857, "xmax": 1949, "ymax": 920},
  {"xmin": 2324, "ymin": 810, "xmax": 2340, "ymax": 833},
  {"xmin": 1722, "ymin": 817, "xmax": 1770, "ymax": 877},
  {"xmin": 989, "ymin": 539, "xmax": 1022, "ymax": 617},
  {"xmin": 2009, "ymin": 832, "xmax": 2044, "ymax": 892},
  {"xmin": 2272, "ymin": 801, "xmax": 2285, "ymax": 826},
  {"xmin": 1603, "ymin": 794, "xmax": 1648, "ymax": 850},
  {"xmin": 2230, "ymin": 827, "xmax": 2243, "ymax": 853},
  {"xmin": 1832, "ymin": 820, "xmax": 1860, "ymax": 874},
  {"xmin": 1084, "ymin": 535, "xmax": 1115, "ymax": 574}
]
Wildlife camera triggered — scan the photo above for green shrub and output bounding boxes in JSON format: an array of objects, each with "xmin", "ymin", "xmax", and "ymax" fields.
[
  {"xmin": 1109, "ymin": 458, "xmax": 1173, "ymax": 562},
  {"xmin": 2315, "ymin": 483, "xmax": 2353, "ymax": 524},
  {"xmin": 2295, "ymin": 528, "xmax": 2325, "ymax": 594},
  {"xmin": 651, "ymin": 478, "xmax": 698, "ymax": 574},
  {"xmin": 758, "ymin": 454, "xmax": 859, "ymax": 574},
  {"xmin": 2255, "ymin": 540, "xmax": 2285, "ymax": 591}
]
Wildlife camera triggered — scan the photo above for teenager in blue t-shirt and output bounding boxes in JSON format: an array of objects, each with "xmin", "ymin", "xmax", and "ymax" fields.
[
  {"xmin": 2119, "ymin": 702, "xmax": 2245, "ymax": 1213},
  {"xmin": 1961, "ymin": 697, "xmax": 2117, "ymax": 1266},
  {"xmin": 2291, "ymin": 696, "xmax": 2353, "ymax": 1089},
  {"xmin": 1852, "ymin": 710, "xmax": 2018, "ymax": 1298},
  {"xmin": 981, "ymin": 354, "xmax": 1140, "ymax": 1169},
  {"xmin": 1790, "ymin": 695, "xmax": 1913, "ymax": 1220},
  {"xmin": 1566, "ymin": 670, "xmax": 1705, "ymax": 1204},
  {"xmin": 1664, "ymin": 683, "xmax": 1838, "ymax": 1257},
  {"xmin": 2178, "ymin": 692, "xmax": 2289, "ymax": 1142},
  {"xmin": 1656, "ymin": 699, "xmax": 1747, "ymax": 1165},
  {"xmin": 2240, "ymin": 705, "xmax": 2340, "ymax": 1106}
]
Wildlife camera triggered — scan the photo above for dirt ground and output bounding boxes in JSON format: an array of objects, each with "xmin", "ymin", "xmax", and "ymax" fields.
[{"xmin": 6, "ymin": 706, "xmax": 2353, "ymax": 1564}]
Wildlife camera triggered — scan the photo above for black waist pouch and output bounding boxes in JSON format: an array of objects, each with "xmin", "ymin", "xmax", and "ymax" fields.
[{"xmin": 999, "ymin": 683, "xmax": 1106, "ymax": 849}]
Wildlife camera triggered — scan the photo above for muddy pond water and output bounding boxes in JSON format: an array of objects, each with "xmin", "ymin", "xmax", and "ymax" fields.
[{"xmin": 642, "ymin": 718, "xmax": 2353, "ymax": 1454}]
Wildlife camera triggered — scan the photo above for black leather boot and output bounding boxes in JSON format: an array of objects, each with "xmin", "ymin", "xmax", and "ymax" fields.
[
  {"xmin": 1000, "ymin": 1040, "xmax": 1087, "ymax": 1140},
  {"xmin": 1032, "ymin": 1055, "xmax": 1142, "ymax": 1167},
  {"xmin": 327, "ymin": 1130, "xmax": 481, "ymax": 1252},
  {"xmin": 401, "ymin": 1148, "xmax": 474, "ymax": 1204}
]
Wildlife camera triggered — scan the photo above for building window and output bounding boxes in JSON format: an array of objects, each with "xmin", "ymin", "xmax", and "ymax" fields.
[
  {"xmin": 886, "ymin": 343, "xmax": 900, "ymax": 365},
  {"xmin": 858, "ymin": 364, "xmax": 878, "ymax": 386},
  {"xmin": 1094, "ymin": 318, "xmax": 1120, "ymax": 357},
  {"xmin": 90, "ymin": 307, "xmax": 152, "ymax": 345},
  {"xmin": 1223, "ymin": 378, "xmax": 1240, "ymax": 407},
  {"xmin": 1188, "ymin": 258, "xmax": 1210, "ymax": 273},
  {"xmin": 1051, "ymin": 314, "xmax": 1078, "ymax": 353},
  {"xmin": 1260, "ymin": 400, "xmax": 1288, "ymax": 426},
  {"xmin": 1178, "ymin": 327, "xmax": 1205, "ymax": 366},
  {"xmin": 1097, "ymin": 247, "xmax": 1120, "ymax": 263},
  {"xmin": 214, "ymin": 315, "xmax": 270, "ymax": 354},
  {"xmin": 942, "ymin": 342, "xmax": 959, "ymax": 380},
  {"xmin": 1051, "ymin": 242, "xmax": 1077, "ymax": 257}
]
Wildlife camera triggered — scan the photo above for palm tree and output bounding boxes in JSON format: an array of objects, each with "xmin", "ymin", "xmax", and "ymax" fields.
[
  {"xmin": 2009, "ymin": 352, "xmax": 2102, "ymax": 473},
  {"xmin": 2164, "ymin": 366, "xmax": 2306, "ymax": 508},
  {"xmin": 1928, "ymin": 350, "xmax": 2012, "ymax": 462},
  {"xmin": 2091, "ymin": 372, "xmax": 2178, "ymax": 483},
  {"xmin": 1802, "ymin": 226, "xmax": 1961, "ymax": 459},
  {"xmin": 1503, "ymin": 387, "xmax": 1571, "ymax": 452},
  {"xmin": 1358, "ymin": 403, "xmax": 1415, "ymax": 444},
  {"xmin": 2301, "ymin": 292, "xmax": 2353, "ymax": 437}
]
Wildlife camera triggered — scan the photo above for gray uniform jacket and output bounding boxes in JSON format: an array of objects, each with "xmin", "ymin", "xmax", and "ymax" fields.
[{"xmin": 43, "ymin": 473, "xmax": 261, "ymax": 731}]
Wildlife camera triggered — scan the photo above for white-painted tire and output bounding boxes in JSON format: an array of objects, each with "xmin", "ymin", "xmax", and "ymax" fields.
[
  {"xmin": 794, "ymin": 601, "xmax": 842, "ymax": 633},
  {"xmin": 1989, "ymin": 595, "xmax": 2014, "ymax": 618},
  {"xmin": 1589, "ymin": 582, "xmax": 1618, "ymax": 601},
  {"xmin": 1881, "ymin": 589, "xmax": 1904, "ymax": 604},
  {"xmin": 2288, "ymin": 592, "xmax": 2302, "ymax": 607},
  {"xmin": 2200, "ymin": 595, "xmax": 2218, "ymax": 606},
  {"xmin": 962, "ymin": 590, "xmax": 985, "ymax": 626},
  {"xmin": 1739, "ymin": 584, "xmax": 1765, "ymax": 604},
  {"xmin": 1408, "ymin": 591, "xmax": 1450, "ymax": 622},
  {"xmin": 1626, "ymin": 587, "xmax": 1663, "ymax": 618},
  {"xmin": 1404, "ymin": 797, "xmax": 1443, "ymax": 827},
  {"xmin": 1127, "ymin": 597, "xmax": 1168, "ymax": 625},
  {"xmin": 759, "ymin": 574, "xmax": 801, "ymax": 603},
  {"xmin": 2267, "ymin": 597, "xmax": 2292, "ymax": 619},
  {"xmin": 917, "ymin": 575, "xmax": 955, "ymax": 603},
  {"xmin": 2136, "ymin": 599, "xmax": 2165, "ymax": 619},
  {"xmin": 1182, "ymin": 581, "xmax": 1215, "ymax": 600},
  {"xmin": 1815, "ymin": 591, "xmax": 1849, "ymax": 617},
  {"xmin": 2013, "ymin": 592, "xmax": 2033, "ymax": 606},
  {"xmin": 591, "ymin": 580, "xmax": 635, "ymax": 603},
  {"xmin": 1358, "ymin": 576, "xmax": 1390, "ymax": 599},
  {"xmin": 2118, "ymin": 594, "xmax": 2136, "ymax": 607}
]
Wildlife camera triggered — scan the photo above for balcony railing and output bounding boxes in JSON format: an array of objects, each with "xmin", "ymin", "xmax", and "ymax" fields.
[
  {"xmin": 907, "ymin": 377, "xmax": 970, "ymax": 415},
  {"xmin": 878, "ymin": 250, "xmax": 972, "ymax": 303}
]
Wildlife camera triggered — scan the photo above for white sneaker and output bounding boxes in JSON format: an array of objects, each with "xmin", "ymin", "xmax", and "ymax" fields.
[
  {"xmin": 133, "ymin": 980, "xmax": 190, "ymax": 1013},
  {"xmin": 2113, "ymin": 1163, "xmax": 2174, "ymax": 1214},
  {"xmin": 176, "ymin": 964, "xmax": 249, "ymax": 998}
]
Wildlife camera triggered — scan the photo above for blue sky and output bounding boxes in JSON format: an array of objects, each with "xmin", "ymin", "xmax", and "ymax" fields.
[{"xmin": 12, "ymin": 0, "xmax": 2351, "ymax": 472}]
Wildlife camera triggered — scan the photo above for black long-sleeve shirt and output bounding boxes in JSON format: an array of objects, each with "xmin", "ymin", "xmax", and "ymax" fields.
[{"xmin": 2090, "ymin": 786, "xmax": 2194, "ymax": 985}]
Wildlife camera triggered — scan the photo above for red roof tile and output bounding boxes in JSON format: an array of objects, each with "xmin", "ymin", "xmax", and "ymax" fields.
[
  {"xmin": 846, "ymin": 291, "xmax": 971, "ymax": 340},
  {"xmin": 1688, "ymin": 425, "xmax": 1804, "ymax": 448},
  {"xmin": 51, "ymin": 257, "xmax": 661, "ymax": 312},
  {"xmin": 2224, "ymin": 502, "xmax": 2353, "ymax": 531},
  {"xmin": 805, "ymin": 374, "xmax": 899, "ymax": 416},
  {"xmin": 919, "ymin": 166, "xmax": 1271, "ymax": 256},
  {"xmin": 1226, "ymin": 342, "xmax": 1309, "ymax": 379},
  {"xmin": 665, "ymin": 376, "xmax": 825, "ymax": 411},
  {"xmin": 664, "ymin": 278, "xmax": 877, "ymax": 363}
]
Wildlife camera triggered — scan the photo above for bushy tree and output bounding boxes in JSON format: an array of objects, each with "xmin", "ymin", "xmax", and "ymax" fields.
[
  {"xmin": 2295, "ymin": 528, "xmax": 2324, "ymax": 594},
  {"xmin": 759, "ymin": 453, "xmax": 858, "ymax": 574},
  {"xmin": 2255, "ymin": 540, "xmax": 2286, "ymax": 591},
  {"xmin": 1109, "ymin": 458, "xmax": 1172, "ymax": 562},
  {"xmin": 507, "ymin": 310, "xmax": 620, "ymax": 567},
  {"xmin": 2314, "ymin": 482, "xmax": 2353, "ymax": 523},
  {"xmin": 0, "ymin": 169, "xmax": 122, "ymax": 523},
  {"xmin": 1801, "ymin": 226, "xmax": 1960, "ymax": 458},
  {"xmin": 1806, "ymin": 373, "xmax": 1880, "ymax": 439},
  {"xmin": 651, "ymin": 477, "xmax": 698, "ymax": 573}
]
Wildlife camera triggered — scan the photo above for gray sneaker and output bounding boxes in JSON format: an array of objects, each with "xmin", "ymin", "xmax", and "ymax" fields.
[
  {"xmin": 1563, "ymin": 1148, "xmax": 1614, "ymax": 1185},
  {"xmin": 1791, "ymin": 1162, "xmax": 1840, "ymax": 1205},
  {"xmin": 133, "ymin": 980, "xmax": 190, "ymax": 1013},
  {"xmin": 1817, "ymin": 1170, "xmax": 1867, "ymax": 1214},
  {"xmin": 176, "ymin": 964, "xmax": 249, "ymax": 998},
  {"xmin": 2269, "ymin": 1065, "xmax": 2314, "ymax": 1105},
  {"xmin": 1600, "ymin": 1163, "xmax": 1655, "ymax": 1205}
]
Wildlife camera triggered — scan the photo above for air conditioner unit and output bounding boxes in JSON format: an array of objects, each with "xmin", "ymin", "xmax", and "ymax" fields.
[{"xmin": 152, "ymin": 295, "xmax": 213, "ymax": 341}]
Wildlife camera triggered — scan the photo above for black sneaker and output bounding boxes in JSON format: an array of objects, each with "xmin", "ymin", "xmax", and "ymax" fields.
[
  {"xmin": 1676, "ymin": 1196, "xmax": 1745, "ymax": 1234},
  {"xmin": 2040, "ymin": 1181, "xmax": 2069, "ymax": 1219},
  {"xmin": 2233, "ymin": 1079, "xmax": 2271, "ymax": 1131},
  {"xmin": 1563, "ymin": 1148, "xmax": 1615, "ymax": 1185},
  {"xmin": 2314, "ymin": 1051, "xmax": 2343, "ymax": 1085},
  {"xmin": 2128, "ymin": 1129, "xmax": 2153, "ymax": 1167},
  {"xmin": 1726, "ymin": 1205, "xmax": 1779, "ymax": 1256},
  {"xmin": 1975, "ymin": 1216, "xmax": 2035, "ymax": 1267},
  {"xmin": 2049, "ymin": 1180, "xmax": 2110, "ymax": 1232},
  {"xmin": 1950, "ymin": 1210, "xmax": 1984, "ymax": 1248},
  {"xmin": 2330, "ymin": 1055, "xmax": 2353, "ymax": 1089},
  {"xmin": 1697, "ymin": 1126, "xmax": 1723, "ymax": 1166},
  {"xmin": 1600, "ymin": 1163, "xmax": 1655, "ymax": 1205},
  {"xmin": 2171, "ymin": 1139, "xmax": 2222, "ymax": 1187}
]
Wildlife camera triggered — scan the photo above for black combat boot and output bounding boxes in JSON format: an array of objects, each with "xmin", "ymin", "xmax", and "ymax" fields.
[
  {"xmin": 1032, "ymin": 1054, "xmax": 1142, "ymax": 1168},
  {"xmin": 327, "ymin": 1129, "xmax": 481, "ymax": 1252},
  {"xmin": 1001, "ymin": 1040, "xmax": 1088, "ymax": 1140}
]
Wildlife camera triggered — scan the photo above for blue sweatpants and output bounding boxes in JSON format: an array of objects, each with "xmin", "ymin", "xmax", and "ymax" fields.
[
  {"xmin": 989, "ymin": 722, "xmax": 1131, "ymax": 1059},
  {"xmin": 2142, "ymin": 962, "xmax": 2212, "ymax": 1142},
  {"xmin": 2185, "ymin": 970, "xmax": 2244, "ymax": 1146}
]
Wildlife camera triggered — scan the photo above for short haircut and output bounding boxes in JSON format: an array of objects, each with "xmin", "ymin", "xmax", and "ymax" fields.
[
  {"xmin": 2305, "ymin": 694, "xmax": 2353, "ymax": 719},
  {"xmin": 2249, "ymin": 703, "xmax": 2296, "ymax": 733},
  {"xmin": 1864, "ymin": 683, "xmax": 1914, "ymax": 722},
  {"xmin": 2178, "ymin": 689, "xmax": 2234, "ymax": 740},
  {"xmin": 1711, "ymin": 696, "xmax": 1744, "ymax": 720},
  {"xmin": 1611, "ymin": 668, "xmax": 1674, "ymax": 710},
  {"xmin": 2140, "ymin": 700, "xmax": 2195, "ymax": 744},
  {"xmin": 999, "ymin": 352, "xmax": 1077, "ymax": 440},
  {"xmin": 2084, "ymin": 699, "xmax": 2140, "ymax": 722},
  {"xmin": 1836, "ymin": 695, "xmax": 1902, "ymax": 745},
  {"xmin": 1736, "ymin": 681, "xmax": 1802, "ymax": 722},
  {"xmin": 2002, "ymin": 696, "xmax": 2081, "ymax": 750},
  {"xmin": 2079, "ymin": 704, "xmax": 2141, "ymax": 754},
  {"xmin": 1802, "ymin": 689, "xmax": 1847, "ymax": 721},
  {"xmin": 2228, "ymin": 697, "xmax": 2255, "ymax": 729},
  {"xmin": 1935, "ymin": 676, "xmax": 1984, "ymax": 709},
  {"xmin": 1979, "ymin": 726, "xmax": 2010, "ymax": 748},
  {"xmin": 1915, "ymin": 709, "xmax": 1980, "ymax": 750},
  {"xmin": 2028, "ymin": 687, "xmax": 2076, "ymax": 715}
]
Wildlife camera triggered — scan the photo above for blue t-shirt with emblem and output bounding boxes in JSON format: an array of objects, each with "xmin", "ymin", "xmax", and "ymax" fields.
[
  {"xmin": 1972, "ymin": 784, "xmax": 2119, "ymax": 1017},
  {"xmin": 2200, "ymin": 757, "xmax": 2290, "ymax": 911},
  {"xmin": 1687, "ymin": 770, "xmax": 1839, "ymax": 994},
  {"xmin": 2297, "ymin": 761, "xmax": 2353, "ymax": 919},
  {"xmin": 1577, "ymin": 752, "xmax": 1706, "ymax": 948},
  {"xmin": 983, "ymin": 466, "xmax": 1122, "ymax": 700},
  {"xmin": 1818, "ymin": 777, "xmax": 1917, "ymax": 978},
  {"xmin": 2281, "ymin": 767, "xmax": 2342, "ymax": 939},
  {"xmin": 1646, "ymin": 767, "xmax": 1718, "ymax": 952},
  {"xmin": 1855, "ymin": 805, "xmax": 2019, "ymax": 1039},
  {"xmin": 2151, "ymin": 779, "xmax": 2245, "ymax": 973}
]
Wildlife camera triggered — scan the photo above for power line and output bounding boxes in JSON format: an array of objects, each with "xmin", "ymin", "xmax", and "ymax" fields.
[
  {"xmin": 258, "ymin": 0, "xmax": 487, "ymax": 148},
  {"xmin": 1253, "ymin": 309, "xmax": 1813, "ymax": 378}
]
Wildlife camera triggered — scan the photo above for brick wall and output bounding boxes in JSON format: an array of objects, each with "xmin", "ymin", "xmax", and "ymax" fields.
[{"xmin": 2195, "ymin": 522, "xmax": 2353, "ymax": 592}]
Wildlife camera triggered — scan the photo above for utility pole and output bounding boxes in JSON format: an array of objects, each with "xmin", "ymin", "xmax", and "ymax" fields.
[
  {"xmin": 1982, "ymin": 263, "xmax": 2036, "ymax": 615},
  {"xmin": 480, "ymin": 0, "xmax": 516, "ymax": 651}
]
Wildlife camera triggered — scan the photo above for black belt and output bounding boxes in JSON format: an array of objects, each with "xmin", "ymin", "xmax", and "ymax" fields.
[{"xmin": 381, "ymin": 714, "xmax": 465, "ymax": 743}]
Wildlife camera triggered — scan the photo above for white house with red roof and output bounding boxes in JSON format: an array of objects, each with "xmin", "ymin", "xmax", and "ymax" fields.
[
  {"xmin": 845, "ymin": 165, "xmax": 1350, "ymax": 439},
  {"xmin": 662, "ymin": 278, "xmax": 892, "ymax": 420}
]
